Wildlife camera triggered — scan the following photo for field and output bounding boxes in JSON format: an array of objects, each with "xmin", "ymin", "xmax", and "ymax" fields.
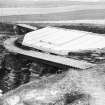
[
  {"xmin": 1, "ymin": 1, "xmax": 105, "ymax": 104},
  {"xmin": 0, "ymin": 2, "xmax": 105, "ymax": 23},
  {"xmin": 0, "ymin": 1, "xmax": 105, "ymax": 94},
  {"xmin": 0, "ymin": 22, "xmax": 105, "ymax": 93}
]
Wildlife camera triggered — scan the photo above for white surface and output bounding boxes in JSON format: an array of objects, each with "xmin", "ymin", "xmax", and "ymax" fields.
[
  {"xmin": 17, "ymin": 24, "xmax": 37, "ymax": 30},
  {"xmin": 22, "ymin": 27, "xmax": 105, "ymax": 55},
  {"xmin": 4, "ymin": 37, "xmax": 96, "ymax": 69}
]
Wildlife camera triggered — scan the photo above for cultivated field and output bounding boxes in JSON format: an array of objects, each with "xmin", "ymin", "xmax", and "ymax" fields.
[{"xmin": 0, "ymin": 2, "xmax": 105, "ymax": 23}]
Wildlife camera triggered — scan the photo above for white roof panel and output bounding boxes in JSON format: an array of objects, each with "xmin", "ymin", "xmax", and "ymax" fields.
[{"xmin": 22, "ymin": 26, "xmax": 105, "ymax": 55}]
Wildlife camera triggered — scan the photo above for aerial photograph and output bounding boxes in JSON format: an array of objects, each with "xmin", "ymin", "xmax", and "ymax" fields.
[{"xmin": 0, "ymin": 0, "xmax": 105, "ymax": 105}]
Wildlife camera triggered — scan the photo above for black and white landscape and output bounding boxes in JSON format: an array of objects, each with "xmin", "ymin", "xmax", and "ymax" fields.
[{"xmin": 0, "ymin": 1, "xmax": 105, "ymax": 105}]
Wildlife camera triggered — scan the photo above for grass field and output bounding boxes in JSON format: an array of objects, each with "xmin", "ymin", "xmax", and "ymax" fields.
[
  {"xmin": 0, "ymin": 2, "xmax": 105, "ymax": 23},
  {"xmin": 0, "ymin": 1, "xmax": 105, "ymax": 8}
]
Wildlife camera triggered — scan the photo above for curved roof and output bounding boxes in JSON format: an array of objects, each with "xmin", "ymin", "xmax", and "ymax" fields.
[{"xmin": 22, "ymin": 26, "xmax": 105, "ymax": 55}]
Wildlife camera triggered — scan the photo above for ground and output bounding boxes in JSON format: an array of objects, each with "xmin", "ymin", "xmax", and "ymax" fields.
[
  {"xmin": 0, "ymin": 23, "xmax": 62, "ymax": 93},
  {"xmin": 0, "ymin": 22, "xmax": 105, "ymax": 105}
]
